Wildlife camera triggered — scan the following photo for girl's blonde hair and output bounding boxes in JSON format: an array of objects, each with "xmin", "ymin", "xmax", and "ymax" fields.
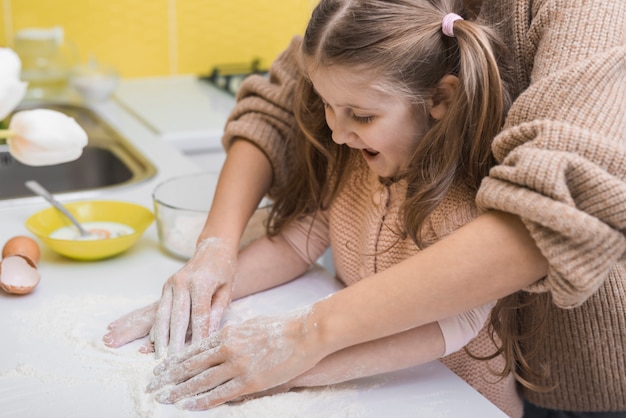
[
  {"xmin": 269, "ymin": 0, "xmax": 512, "ymax": 247},
  {"xmin": 268, "ymin": 0, "xmax": 552, "ymax": 392}
]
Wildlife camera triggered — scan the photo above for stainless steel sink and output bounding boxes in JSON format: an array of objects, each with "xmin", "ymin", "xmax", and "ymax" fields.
[{"xmin": 0, "ymin": 103, "xmax": 157, "ymax": 205}]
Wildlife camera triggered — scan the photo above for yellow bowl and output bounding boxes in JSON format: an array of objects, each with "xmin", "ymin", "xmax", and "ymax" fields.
[{"xmin": 25, "ymin": 200, "xmax": 154, "ymax": 261}]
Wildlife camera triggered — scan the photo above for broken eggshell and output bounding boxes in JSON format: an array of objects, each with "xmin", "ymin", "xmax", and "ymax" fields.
[
  {"xmin": 0, "ymin": 235, "xmax": 41, "ymax": 295},
  {"xmin": 2, "ymin": 235, "xmax": 41, "ymax": 264}
]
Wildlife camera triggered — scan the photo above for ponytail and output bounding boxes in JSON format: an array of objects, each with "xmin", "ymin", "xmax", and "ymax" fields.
[{"xmin": 403, "ymin": 7, "xmax": 513, "ymax": 247}]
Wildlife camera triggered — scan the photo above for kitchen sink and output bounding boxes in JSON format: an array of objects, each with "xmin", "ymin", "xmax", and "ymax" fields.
[{"xmin": 0, "ymin": 103, "xmax": 157, "ymax": 205}]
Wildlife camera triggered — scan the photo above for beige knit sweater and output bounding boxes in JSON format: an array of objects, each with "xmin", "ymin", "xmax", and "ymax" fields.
[
  {"xmin": 278, "ymin": 157, "xmax": 522, "ymax": 417},
  {"xmin": 223, "ymin": 0, "xmax": 626, "ymax": 412}
]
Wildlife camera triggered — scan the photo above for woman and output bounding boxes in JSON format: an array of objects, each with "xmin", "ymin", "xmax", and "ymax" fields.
[{"xmin": 105, "ymin": 0, "xmax": 626, "ymax": 416}]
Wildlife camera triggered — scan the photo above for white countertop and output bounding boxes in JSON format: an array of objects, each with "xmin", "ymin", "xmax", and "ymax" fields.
[
  {"xmin": 0, "ymin": 83, "xmax": 506, "ymax": 417},
  {"xmin": 114, "ymin": 75, "xmax": 236, "ymax": 153}
]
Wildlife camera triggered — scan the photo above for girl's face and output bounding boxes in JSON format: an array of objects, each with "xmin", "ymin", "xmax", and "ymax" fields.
[{"xmin": 309, "ymin": 65, "xmax": 428, "ymax": 178}]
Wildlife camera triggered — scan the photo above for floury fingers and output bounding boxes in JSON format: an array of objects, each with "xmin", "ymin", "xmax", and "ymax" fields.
[
  {"xmin": 147, "ymin": 332, "xmax": 229, "ymax": 405},
  {"xmin": 148, "ymin": 306, "xmax": 321, "ymax": 410}
]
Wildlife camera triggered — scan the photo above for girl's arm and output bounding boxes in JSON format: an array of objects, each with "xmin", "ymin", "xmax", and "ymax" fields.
[
  {"xmin": 197, "ymin": 140, "xmax": 273, "ymax": 246},
  {"xmin": 104, "ymin": 140, "xmax": 273, "ymax": 354},
  {"xmin": 104, "ymin": 38, "xmax": 303, "ymax": 355},
  {"xmin": 232, "ymin": 233, "xmax": 312, "ymax": 300},
  {"xmin": 285, "ymin": 322, "xmax": 445, "ymax": 388},
  {"xmin": 151, "ymin": 139, "xmax": 275, "ymax": 357}
]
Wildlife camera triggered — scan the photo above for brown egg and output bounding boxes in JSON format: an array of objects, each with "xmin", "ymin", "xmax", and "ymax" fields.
[
  {"xmin": 2, "ymin": 235, "xmax": 40, "ymax": 267},
  {"xmin": 0, "ymin": 255, "xmax": 41, "ymax": 295}
]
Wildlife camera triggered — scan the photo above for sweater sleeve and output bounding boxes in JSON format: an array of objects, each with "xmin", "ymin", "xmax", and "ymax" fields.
[
  {"xmin": 476, "ymin": 0, "xmax": 626, "ymax": 308},
  {"xmin": 438, "ymin": 302, "xmax": 495, "ymax": 356},
  {"xmin": 221, "ymin": 36, "xmax": 303, "ymax": 198}
]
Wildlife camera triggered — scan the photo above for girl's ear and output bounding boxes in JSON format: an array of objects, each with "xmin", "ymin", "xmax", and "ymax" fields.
[{"xmin": 428, "ymin": 75, "xmax": 459, "ymax": 120}]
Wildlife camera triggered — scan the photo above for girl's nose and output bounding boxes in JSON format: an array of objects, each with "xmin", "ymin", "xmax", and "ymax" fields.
[
  {"xmin": 330, "ymin": 121, "xmax": 357, "ymax": 146},
  {"xmin": 331, "ymin": 130, "xmax": 345, "ymax": 145},
  {"xmin": 325, "ymin": 110, "xmax": 357, "ymax": 146}
]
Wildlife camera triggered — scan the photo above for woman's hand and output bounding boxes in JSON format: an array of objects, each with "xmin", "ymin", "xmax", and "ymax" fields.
[
  {"xmin": 146, "ymin": 307, "xmax": 326, "ymax": 410},
  {"xmin": 151, "ymin": 238, "xmax": 238, "ymax": 358}
]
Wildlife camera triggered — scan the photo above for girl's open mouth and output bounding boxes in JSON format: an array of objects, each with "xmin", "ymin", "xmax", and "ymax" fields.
[{"xmin": 362, "ymin": 149, "xmax": 379, "ymax": 157}]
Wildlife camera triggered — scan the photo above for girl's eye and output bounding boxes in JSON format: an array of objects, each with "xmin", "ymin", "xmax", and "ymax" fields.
[{"xmin": 351, "ymin": 114, "xmax": 374, "ymax": 124}]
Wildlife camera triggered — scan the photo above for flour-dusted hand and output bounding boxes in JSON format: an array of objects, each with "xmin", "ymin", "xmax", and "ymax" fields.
[
  {"xmin": 146, "ymin": 307, "xmax": 326, "ymax": 410},
  {"xmin": 103, "ymin": 301, "xmax": 158, "ymax": 353},
  {"xmin": 151, "ymin": 238, "xmax": 238, "ymax": 358}
]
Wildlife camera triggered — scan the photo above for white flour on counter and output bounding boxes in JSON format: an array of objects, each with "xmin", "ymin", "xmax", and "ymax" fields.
[{"xmin": 1, "ymin": 293, "xmax": 367, "ymax": 418}]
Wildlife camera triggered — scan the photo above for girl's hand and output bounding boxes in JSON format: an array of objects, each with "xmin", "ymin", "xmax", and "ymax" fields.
[
  {"xmin": 151, "ymin": 238, "xmax": 238, "ymax": 358},
  {"xmin": 146, "ymin": 308, "xmax": 325, "ymax": 410},
  {"xmin": 103, "ymin": 301, "xmax": 158, "ymax": 352}
]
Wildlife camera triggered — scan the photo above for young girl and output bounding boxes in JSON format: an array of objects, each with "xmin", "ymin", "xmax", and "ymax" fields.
[{"xmin": 139, "ymin": 0, "xmax": 519, "ymax": 414}]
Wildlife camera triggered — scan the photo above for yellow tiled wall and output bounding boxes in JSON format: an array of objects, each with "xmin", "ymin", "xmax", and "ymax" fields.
[{"xmin": 0, "ymin": 0, "xmax": 314, "ymax": 78}]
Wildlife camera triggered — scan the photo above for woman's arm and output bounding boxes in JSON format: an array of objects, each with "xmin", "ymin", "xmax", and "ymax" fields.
[
  {"xmin": 264, "ymin": 300, "xmax": 493, "ymax": 391},
  {"xmin": 150, "ymin": 321, "xmax": 445, "ymax": 404},
  {"xmin": 147, "ymin": 210, "xmax": 548, "ymax": 409},
  {"xmin": 476, "ymin": 1, "xmax": 626, "ymax": 308},
  {"xmin": 310, "ymin": 211, "xmax": 546, "ymax": 353}
]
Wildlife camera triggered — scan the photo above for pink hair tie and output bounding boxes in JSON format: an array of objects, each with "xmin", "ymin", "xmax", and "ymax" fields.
[{"xmin": 442, "ymin": 13, "xmax": 463, "ymax": 37}]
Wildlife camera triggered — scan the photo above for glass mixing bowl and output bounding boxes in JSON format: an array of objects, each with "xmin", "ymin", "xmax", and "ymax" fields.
[{"xmin": 152, "ymin": 172, "xmax": 269, "ymax": 259}]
